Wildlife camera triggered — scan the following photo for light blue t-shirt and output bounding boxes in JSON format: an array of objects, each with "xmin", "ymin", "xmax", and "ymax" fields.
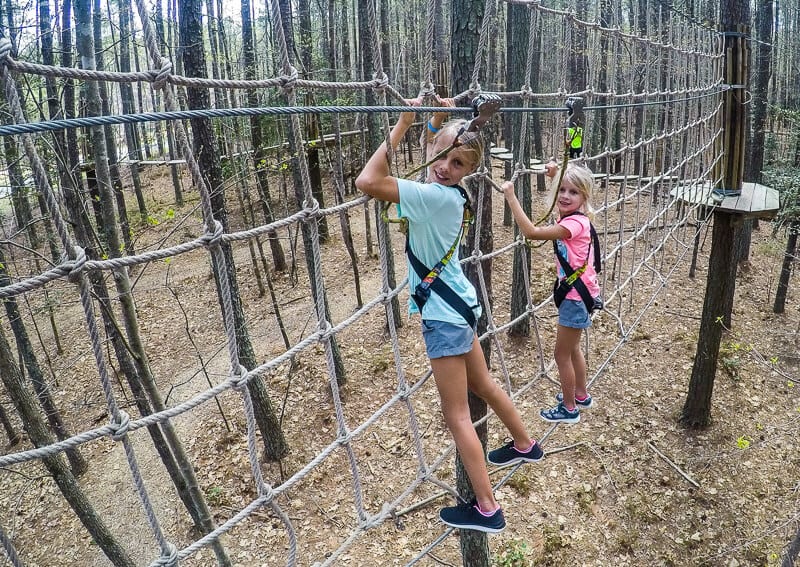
[{"xmin": 396, "ymin": 178, "xmax": 481, "ymax": 325}]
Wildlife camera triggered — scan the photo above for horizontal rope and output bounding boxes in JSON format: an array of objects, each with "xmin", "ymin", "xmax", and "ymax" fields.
[{"xmin": 0, "ymin": 89, "xmax": 730, "ymax": 137}]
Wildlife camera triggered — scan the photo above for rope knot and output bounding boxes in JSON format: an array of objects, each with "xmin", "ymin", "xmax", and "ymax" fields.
[
  {"xmin": 372, "ymin": 72, "xmax": 389, "ymax": 92},
  {"xmin": 257, "ymin": 482, "xmax": 275, "ymax": 502},
  {"xmin": 419, "ymin": 81, "xmax": 435, "ymax": 99},
  {"xmin": 0, "ymin": 38, "xmax": 12, "ymax": 65},
  {"xmin": 317, "ymin": 319, "xmax": 333, "ymax": 340},
  {"xmin": 153, "ymin": 57, "xmax": 173, "ymax": 89},
  {"xmin": 304, "ymin": 198, "xmax": 320, "ymax": 218},
  {"xmin": 397, "ymin": 383, "xmax": 410, "ymax": 400},
  {"xmin": 230, "ymin": 364, "xmax": 249, "ymax": 391},
  {"xmin": 201, "ymin": 220, "xmax": 224, "ymax": 248},
  {"xmin": 467, "ymin": 82, "xmax": 483, "ymax": 98},
  {"xmin": 152, "ymin": 543, "xmax": 178, "ymax": 567},
  {"xmin": 280, "ymin": 67, "xmax": 299, "ymax": 93},
  {"xmin": 519, "ymin": 85, "xmax": 533, "ymax": 99},
  {"xmin": 110, "ymin": 410, "xmax": 131, "ymax": 442},
  {"xmin": 67, "ymin": 246, "xmax": 87, "ymax": 284}
]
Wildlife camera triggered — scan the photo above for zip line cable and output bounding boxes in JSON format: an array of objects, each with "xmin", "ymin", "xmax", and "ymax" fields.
[{"xmin": 0, "ymin": 88, "xmax": 738, "ymax": 137}]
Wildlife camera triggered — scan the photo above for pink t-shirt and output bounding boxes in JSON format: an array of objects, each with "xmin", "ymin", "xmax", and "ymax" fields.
[{"xmin": 555, "ymin": 214, "xmax": 601, "ymax": 301}]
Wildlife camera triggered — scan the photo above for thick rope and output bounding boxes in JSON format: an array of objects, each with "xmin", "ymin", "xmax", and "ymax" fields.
[{"xmin": 0, "ymin": 3, "xmax": 732, "ymax": 566}]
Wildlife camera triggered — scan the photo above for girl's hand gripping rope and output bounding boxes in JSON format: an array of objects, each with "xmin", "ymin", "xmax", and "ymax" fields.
[{"xmin": 406, "ymin": 94, "xmax": 502, "ymax": 179}]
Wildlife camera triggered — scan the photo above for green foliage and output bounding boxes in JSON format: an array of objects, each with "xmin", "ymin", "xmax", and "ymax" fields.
[
  {"xmin": 762, "ymin": 165, "xmax": 800, "ymax": 234},
  {"xmin": 506, "ymin": 471, "xmax": 533, "ymax": 496},
  {"xmin": 492, "ymin": 539, "xmax": 531, "ymax": 567},
  {"xmin": 205, "ymin": 485, "xmax": 226, "ymax": 506},
  {"xmin": 719, "ymin": 340, "xmax": 750, "ymax": 379},
  {"xmin": 540, "ymin": 523, "xmax": 568, "ymax": 554}
]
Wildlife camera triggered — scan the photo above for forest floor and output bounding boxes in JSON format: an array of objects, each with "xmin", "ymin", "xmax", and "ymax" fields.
[{"xmin": 0, "ymin": 156, "xmax": 799, "ymax": 567}]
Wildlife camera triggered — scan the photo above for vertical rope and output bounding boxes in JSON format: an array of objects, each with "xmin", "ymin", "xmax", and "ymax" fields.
[
  {"xmin": 469, "ymin": 0, "xmax": 498, "ymax": 93},
  {"xmin": 132, "ymin": 0, "xmax": 299, "ymax": 564},
  {"xmin": 267, "ymin": 0, "xmax": 369, "ymax": 535},
  {"xmin": 0, "ymin": 523, "xmax": 24, "ymax": 567},
  {"xmin": 0, "ymin": 37, "xmax": 174, "ymax": 564}
]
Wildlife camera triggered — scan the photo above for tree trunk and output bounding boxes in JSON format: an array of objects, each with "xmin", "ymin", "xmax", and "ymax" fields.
[
  {"xmin": 0, "ymin": 249, "xmax": 88, "ymax": 476},
  {"xmin": 745, "ymin": 0, "xmax": 773, "ymax": 182},
  {"xmin": 73, "ymin": 1, "xmax": 234, "ymax": 563},
  {"xmin": 181, "ymin": 0, "xmax": 288, "ymax": 459},
  {"xmin": 507, "ymin": 3, "xmax": 532, "ymax": 337},
  {"xmin": 277, "ymin": 0, "xmax": 348, "ymax": 385},
  {"xmin": 450, "ymin": 0, "xmax": 491, "ymax": 561},
  {"xmin": 0, "ymin": 326, "xmax": 135, "ymax": 567},
  {"xmin": 680, "ymin": 213, "xmax": 737, "ymax": 428},
  {"xmin": 116, "ymin": 0, "xmax": 148, "ymax": 220},
  {"xmin": 681, "ymin": 0, "xmax": 749, "ymax": 429},
  {"xmin": 242, "ymin": 0, "xmax": 287, "ymax": 272},
  {"xmin": 298, "ymin": 0, "xmax": 330, "ymax": 243},
  {"xmin": 773, "ymin": 224, "xmax": 797, "ymax": 314},
  {"xmin": 0, "ymin": 399, "xmax": 20, "ymax": 446},
  {"xmin": 94, "ymin": 0, "xmax": 134, "ymax": 256}
]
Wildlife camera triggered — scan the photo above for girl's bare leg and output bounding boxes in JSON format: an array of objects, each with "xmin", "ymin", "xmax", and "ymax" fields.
[
  {"xmin": 554, "ymin": 325, "xmax": 583, "ymax": 409},
  {"xmin": 463, "ymin": 337, "xmax": 533, "ymax": 450},
  {"xmin": 431, "ymin": 353, "xmax": 498, "ymax": 512}
]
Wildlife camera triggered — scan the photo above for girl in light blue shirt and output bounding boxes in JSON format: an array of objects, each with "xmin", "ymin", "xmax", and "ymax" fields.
[{"xmin": 357, "ymin": 97, "xmax": 543, "ymax": 534}]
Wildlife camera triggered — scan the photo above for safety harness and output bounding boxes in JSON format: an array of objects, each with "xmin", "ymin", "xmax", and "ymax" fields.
[
  {"xmin": 552, "ymin": 211, "xmax": 603, "ymax": 313},
  {"xmin": 383, "ymin": 94, "xmax": 501, "ymax": 328},
  {"xmin": 407, "ymin": 185, "xmax": 476, "ymax": 328}
]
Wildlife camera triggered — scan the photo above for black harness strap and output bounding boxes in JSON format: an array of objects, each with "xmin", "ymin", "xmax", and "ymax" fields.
[
  {"xmin": 552, "ymin": 212, "xmax": 602, "ymax": 313},
  {"xmin": 405, "ymin": 185, "xmax": 477, "ymax": 328}
]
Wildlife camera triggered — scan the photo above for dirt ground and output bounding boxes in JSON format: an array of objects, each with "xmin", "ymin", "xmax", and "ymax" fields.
[{"xmin": 0, "ymin": 157, "xmax": 799, "ymax": 567}]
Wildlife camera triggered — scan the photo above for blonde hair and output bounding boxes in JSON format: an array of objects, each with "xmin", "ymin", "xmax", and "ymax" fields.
[
  {"xmin": 549, "ymin": 161, "xmax": 596, "ymax": 219},
  {"xmin": 434, "ymin": 119, "xmax": 484, "ymax": 169}
]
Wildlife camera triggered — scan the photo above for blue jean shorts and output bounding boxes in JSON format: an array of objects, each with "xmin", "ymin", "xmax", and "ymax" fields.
[
  {"xmin": 558, "ymin": 299, "xmax": 592, "ymax": 329},
  {"xmin": 420, "ymin": 320, "xmax": 475, "ymax": 359}
]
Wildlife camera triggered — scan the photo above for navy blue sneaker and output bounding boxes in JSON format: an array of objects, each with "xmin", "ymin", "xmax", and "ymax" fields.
[
  {"xmin": 555, "ymin": 392, "xmax": 594, "ymax": 409},
  {"xmin": 439, "ymin": 500, "xmax": 506, "ymax": 533},
  {"xmin": 540, "ymin": 401, "xmax": 580, "ymax": 424},
  {"xmin": 487, "ymin": 440, "xmax": 544, "ymax": 466}
]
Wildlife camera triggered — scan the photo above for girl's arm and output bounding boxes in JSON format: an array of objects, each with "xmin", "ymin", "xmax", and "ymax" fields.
[
  {"xmin": 501, "ymin": 181, "xmax": 570, "ymax": 241},
  {"xmin": 355, "ymin": 99, "xmax": 420, "ymax": 203},
  {"xmin": 420, "ymin": 97, "xmax": 454, "ymax": 159}
]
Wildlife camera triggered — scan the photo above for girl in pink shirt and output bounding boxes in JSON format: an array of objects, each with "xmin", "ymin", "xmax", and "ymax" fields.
[{"xmin": 502, "ymin": 161, "xmax": 600, "ymax": 424}]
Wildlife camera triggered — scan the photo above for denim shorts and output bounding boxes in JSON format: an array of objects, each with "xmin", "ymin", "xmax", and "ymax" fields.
[
  {"xmin": 420, "ymin": 320, "xmax": 475, "ymax": 359},
  {"xmin": 558, "ymin": 299, "xmax": 592, "ymax": 329}
]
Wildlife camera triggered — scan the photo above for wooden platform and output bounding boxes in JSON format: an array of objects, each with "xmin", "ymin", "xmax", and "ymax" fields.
[
  {"xmin": 494, "ymin": 152, "xmax": 514, "ymax": 161},
  {"xmin": 669, "ymin": 181, "xmax": 780, "ymax": 220}
]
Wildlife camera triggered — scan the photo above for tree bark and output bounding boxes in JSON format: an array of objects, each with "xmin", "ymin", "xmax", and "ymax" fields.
[
  {"xmin": 451, "ymin": 0, "xmax": 492, "ymax": 562},
  {"xmin": 116, "ymin": 0, "xmax": 148, "ymax": 221},
  {"xmin": 95, "ymin": 0, "xmax": 134, "ymax": 256},
  {"xmin": 0, "ymin": 249, "xmax": 87, "ymax": 475},
  {"xmin": 298, "ymin": 0, "xmax": 330, "ymax": 243},
  {"xmin": 681, "ymin": 212, "xmax": 738, "ymax": 428},
  {"xmin": 181, "ymin": 0, "xmax": 287, "ymax": 459},
  {"xmin": 507, "ymin": 3, "xmax": 532, "ymax": 337},
  {"xmin": 681, "ymin": 0, "xmax": 749, "ymax": 429},
  {"xmin": 773, "ymin": 224, "xmax": 797, "ymax": 314},
  {"xmin": 278, "ymin": 0, "xmax": 348, "ymax": 385},
  {"xmin": 0, "ymin": 326, "xmax": 135, "ymax": 567},
  {"xmin": 73, "ymin": 1, "xmax": 234, "ymax": 563},
  {"xmin": 242, "ymin": 0, "xmax": 287, "ymax": 272},
  {"xmin": 0, "ymin": 399, "xmax": 20, "ymax": 446}
]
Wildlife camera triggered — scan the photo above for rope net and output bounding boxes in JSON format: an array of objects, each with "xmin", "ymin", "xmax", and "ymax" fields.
[{"xmin": 0, "ymin": 0, "xmax": 746, "ymax": 565}]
